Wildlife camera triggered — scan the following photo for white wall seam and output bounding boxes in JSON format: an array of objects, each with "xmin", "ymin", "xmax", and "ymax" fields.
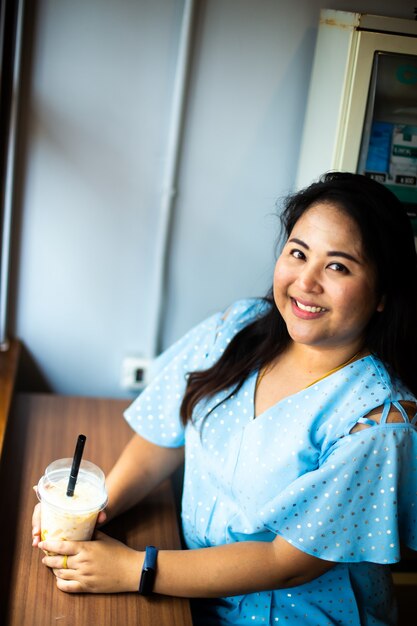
[{"xmin": 147, "ymin": 0, "xmax": 196, "ymax": 359}]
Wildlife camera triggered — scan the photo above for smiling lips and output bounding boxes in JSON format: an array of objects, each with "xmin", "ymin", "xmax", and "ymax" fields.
[{"xmin": 291, "ymin": 298, "xmax": 327, "ymax": 317}]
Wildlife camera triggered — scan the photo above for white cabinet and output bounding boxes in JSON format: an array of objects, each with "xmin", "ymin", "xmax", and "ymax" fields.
[{"xmin": 296, "ymin": 9, "xmax": 417, "ymax": 223}]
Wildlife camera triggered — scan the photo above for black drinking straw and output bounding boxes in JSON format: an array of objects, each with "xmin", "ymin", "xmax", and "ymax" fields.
[{"xmin": 66, "ymin": 434, "xmax": 86, "ymax": 497}]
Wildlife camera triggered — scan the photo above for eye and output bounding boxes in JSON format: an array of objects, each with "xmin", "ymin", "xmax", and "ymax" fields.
[
  {"xmin": 327, "ymin": 262, "xmax": 349, "ymax": 273},
  {"xmin": 290, "ymin": 248, "xmax": 306, "ymax": 260}
]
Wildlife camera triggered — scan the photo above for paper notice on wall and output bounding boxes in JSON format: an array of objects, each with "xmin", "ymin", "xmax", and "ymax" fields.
[
  {"xmin": 363, "ymin": 123, "xmax": 417, "ymax": 211},
  {"xmin": 364, "ymin": 121, "xmax": 393, "ymax": 179},
  {"xmin": 390, "ymin": 125, "xmax": 417, "ymax": 186}
]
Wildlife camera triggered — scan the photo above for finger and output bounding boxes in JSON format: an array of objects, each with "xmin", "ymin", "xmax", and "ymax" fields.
[
  {"xmin": 31, "ymin": 503, "xmax": 41, "ymax": 527},
  {"xmin": 52, "ymin": 567, "xmax": 75, "ymax": 580},
  {"xmin": 43, "ymin": 554, "xmax": 75, "ymax": 570},
  {"xmin": 55, "ymin": 577, "xmax": 84, "ymax": 594},
  {"xmin": 97, "ymin": 510, "xmax": 107, "ymax": 525},
  {"xmin": 39, "ymin": 540, "xmax": 79, "ymax": 556}
]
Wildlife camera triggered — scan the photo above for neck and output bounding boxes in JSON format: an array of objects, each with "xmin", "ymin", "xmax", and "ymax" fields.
[
  {"xmin": 285, "ymin": 342, "xmax": 367, "ymax": 377},
  {"xmin": 255, "ymin": 342, "xmax": 368, "ymax": 410}
]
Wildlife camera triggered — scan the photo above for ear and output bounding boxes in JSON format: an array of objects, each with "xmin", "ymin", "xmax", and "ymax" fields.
[{"xmin": 376, "ymin": 294, "xmax": 386, "ymax": 313}]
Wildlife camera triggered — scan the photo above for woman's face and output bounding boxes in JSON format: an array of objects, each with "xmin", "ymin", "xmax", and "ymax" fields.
[{"xmin": 273, "ymin": 202, "xmax": 384, "ymax": 352}]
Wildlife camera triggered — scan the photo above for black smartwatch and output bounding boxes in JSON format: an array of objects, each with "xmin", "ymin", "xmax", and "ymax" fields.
[{"xmin": 138, "ymin": 545, "xmax": 158, "ymax": 595}]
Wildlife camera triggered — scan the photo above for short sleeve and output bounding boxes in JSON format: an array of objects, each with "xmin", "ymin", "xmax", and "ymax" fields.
[
  {"xmin": 268, "ymin": 424, "xmax": 417, "ymax": 564},
  {"xmin": 123, "ymin": 310, "xmax": 223, "ymax": 447},
  {"xmin": 124, "ymin": 298, "xmax": 267, "ymax": 448}
]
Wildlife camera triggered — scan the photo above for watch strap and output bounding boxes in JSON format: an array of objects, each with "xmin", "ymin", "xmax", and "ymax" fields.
[{"xmin": 138, "ymin": 545, "xmax": 158, "ymax": 595}]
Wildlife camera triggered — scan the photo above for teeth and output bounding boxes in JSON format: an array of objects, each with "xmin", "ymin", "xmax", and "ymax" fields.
[{"xmin": 295, "ymin": 300, "xmax": 326, "ymax": 313}]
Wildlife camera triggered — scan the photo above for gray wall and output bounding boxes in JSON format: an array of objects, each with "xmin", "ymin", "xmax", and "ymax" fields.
[{"xmin": 10, "ymin": 0, "xmax": 417, "ymax": 398}]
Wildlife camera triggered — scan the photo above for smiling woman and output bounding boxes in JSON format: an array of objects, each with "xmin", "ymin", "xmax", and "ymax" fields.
[
  {"xmin": 273, "ymin": 202, "xmax": 384, "ymax": 357},
  {"xmin": 33, "ymin": 172, "xmax": 417, "ymax": 626}
]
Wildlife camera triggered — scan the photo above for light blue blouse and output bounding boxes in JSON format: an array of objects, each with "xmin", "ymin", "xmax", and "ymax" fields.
[{"xmin": 124, "ymin": 299, "xmax": 417, "ymax": 626}]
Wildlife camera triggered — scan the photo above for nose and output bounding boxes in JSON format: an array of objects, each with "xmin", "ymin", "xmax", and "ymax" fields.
[{"xmin": 296, "ymin": 263, "xmax": 323, "ymax": 293}]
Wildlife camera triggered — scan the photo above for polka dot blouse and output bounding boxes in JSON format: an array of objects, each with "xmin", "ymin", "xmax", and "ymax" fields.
[{"xmin": 124, "ymin": 298, "xmax": 417, "ymax": 626}]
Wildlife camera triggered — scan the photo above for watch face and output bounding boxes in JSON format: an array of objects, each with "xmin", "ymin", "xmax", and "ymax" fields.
[{"xmin": 139, "ymin": 569, "xmax": 156, "ymax": 595}]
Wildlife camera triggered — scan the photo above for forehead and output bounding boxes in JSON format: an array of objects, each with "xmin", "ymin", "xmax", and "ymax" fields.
[{"xmin": 290, "ymin": 202, "xmax": 364, "ymax": 255}]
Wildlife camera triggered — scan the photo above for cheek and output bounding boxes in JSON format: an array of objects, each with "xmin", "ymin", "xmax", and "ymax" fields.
[
  {"xmin": 334, "ymin": 281, "xmax": 378, "ymax": 319},
  {"xmin": 273, "ymin": 259, "xmax": 290, "ymax": 289},
  {"xmin": 332, "ymin": 284, "xmax": 352, "ymax": 309},
  {"xmin": 272, "ymin": 262, "xmax": 287, "ymax": 301}
]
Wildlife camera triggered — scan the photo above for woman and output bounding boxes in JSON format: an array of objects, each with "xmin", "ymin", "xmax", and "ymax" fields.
[{"xmin": 33, "ymin": 172, "xmax": 417, "ymax": 625}]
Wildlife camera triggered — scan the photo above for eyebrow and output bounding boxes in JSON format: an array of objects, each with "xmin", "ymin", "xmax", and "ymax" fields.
[{"xmin": 288, "ymin": 237, "xmax": 361, "ymax": 264}]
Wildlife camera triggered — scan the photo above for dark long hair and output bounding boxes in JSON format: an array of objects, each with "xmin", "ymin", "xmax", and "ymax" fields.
[{"xmin": 180, "ymin": 172, "xmax": 417, "ymax": 423}]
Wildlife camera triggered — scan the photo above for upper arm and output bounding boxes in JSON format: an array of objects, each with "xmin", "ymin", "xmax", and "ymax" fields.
[
  {"xmin": 271, "ymin": 533, "xmax": 335, "ymax": 587},
  {"xmin": 106, "ymin": 433, "xmax": 184, "ymax": 504},
  {"xmin": 130, "ymin": 432, "xmax": 185, "ymax": 481},
  {"xmin": 350, "ymin": 400, "xmax": 416, "ymax": 434}
]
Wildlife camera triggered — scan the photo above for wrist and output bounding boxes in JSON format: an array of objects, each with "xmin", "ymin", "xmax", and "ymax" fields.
[
  {"xmin": 138, "ymin": 546, "xmax": 159, "ymax": 595},
  {"xmin": 102, "ymin": 486, "xmax": 126, "ymax": 523},
  {"xmin": 126, "ymin": 549, "xmax": 145, "ymax": 593}
]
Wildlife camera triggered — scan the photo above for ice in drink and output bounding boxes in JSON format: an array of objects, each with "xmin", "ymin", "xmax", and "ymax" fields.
[{"xmin": 37, "ymin": 458, "xmax": 108, "ymax": 553}]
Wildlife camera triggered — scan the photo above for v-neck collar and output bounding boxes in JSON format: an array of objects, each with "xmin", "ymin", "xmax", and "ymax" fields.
[{"xmin": 251, "ymin": 354, "xmax": 372, "ymax": 421}]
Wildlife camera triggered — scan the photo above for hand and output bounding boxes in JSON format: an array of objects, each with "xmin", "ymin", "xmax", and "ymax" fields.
[
  {"xmin": 32, "ymin": 486, "xmax": 107, "ymax": 547},
  {"xmin": 39, "ymin": 531, "xmax": 143, "ymax": 593}
]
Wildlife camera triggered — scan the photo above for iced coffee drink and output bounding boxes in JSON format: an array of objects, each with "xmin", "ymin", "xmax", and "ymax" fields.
[{"xmin": 37, "ymin": 458, "xmax": 108, "ymax": 552}]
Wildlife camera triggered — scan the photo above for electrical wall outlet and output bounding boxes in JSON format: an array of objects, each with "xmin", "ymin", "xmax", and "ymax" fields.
[{"xmin": 121, "ymin": 356, "xmax": 151, "ymax": 391}]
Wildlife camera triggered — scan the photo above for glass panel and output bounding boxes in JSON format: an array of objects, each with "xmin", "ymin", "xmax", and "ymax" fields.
[{"xmin": 357, "ymin": 52, "xmax": 417, "ymax": 234}]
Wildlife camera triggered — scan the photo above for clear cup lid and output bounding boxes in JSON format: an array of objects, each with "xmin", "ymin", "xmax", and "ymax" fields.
[{"xmin": 37, "ymin": 458, "xmax": 108, "ymax": 513}]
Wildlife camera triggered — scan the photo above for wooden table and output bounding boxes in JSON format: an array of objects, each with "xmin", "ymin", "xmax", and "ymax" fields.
[
  {"xmin": 0, "ymin": 339, "xmax": 21, "ymax": 457},
  {"xmin": 0, "ymin": 393, "xmax": 193, "ymax": 626}
]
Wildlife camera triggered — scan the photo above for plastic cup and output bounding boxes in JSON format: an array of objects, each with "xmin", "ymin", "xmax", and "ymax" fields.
[{"xmin": 37, "ymin": 458, "xmax": 108, "ymax": 554}]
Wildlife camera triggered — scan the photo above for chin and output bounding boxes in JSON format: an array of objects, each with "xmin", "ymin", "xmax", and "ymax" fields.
[
  {"xmin": 287, "ymin": 328, "xmax": 334, "ymax": 347},
  {"xmin": 288, "ymin": 333, "xmax": 321, "ymax": 346}
]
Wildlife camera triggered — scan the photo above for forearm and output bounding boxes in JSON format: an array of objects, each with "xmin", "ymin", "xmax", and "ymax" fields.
[
  {"xmin": 104, "ymin": 433, "xmax": 184, "ymax": 521},
  {"xmin": 38, "ymin": 532, "xmax": 334, "ymax": 596},
  {"xmin": 152, "ymin": 539, "xmax": 333, "ymax": 598}
]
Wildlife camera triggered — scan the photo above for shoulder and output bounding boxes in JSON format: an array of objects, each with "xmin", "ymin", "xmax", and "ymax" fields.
[
  {"xmin": 348, "ymin": 354, "xmax": 417, "ymax": 433},
  {"xmin": 205, "ymin": 298, "xmax": 270, "ymax": 353},
  {"xmin": 152, "ymin": 298, "xmax": 270, "ymax": 377},
  {"xmin": 366, "ymin": 354, "xmax": 416, "ymax": 401},
  {"xmin": 221, "ymin": 297, "xmax": 271, "ymax": 327}
]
